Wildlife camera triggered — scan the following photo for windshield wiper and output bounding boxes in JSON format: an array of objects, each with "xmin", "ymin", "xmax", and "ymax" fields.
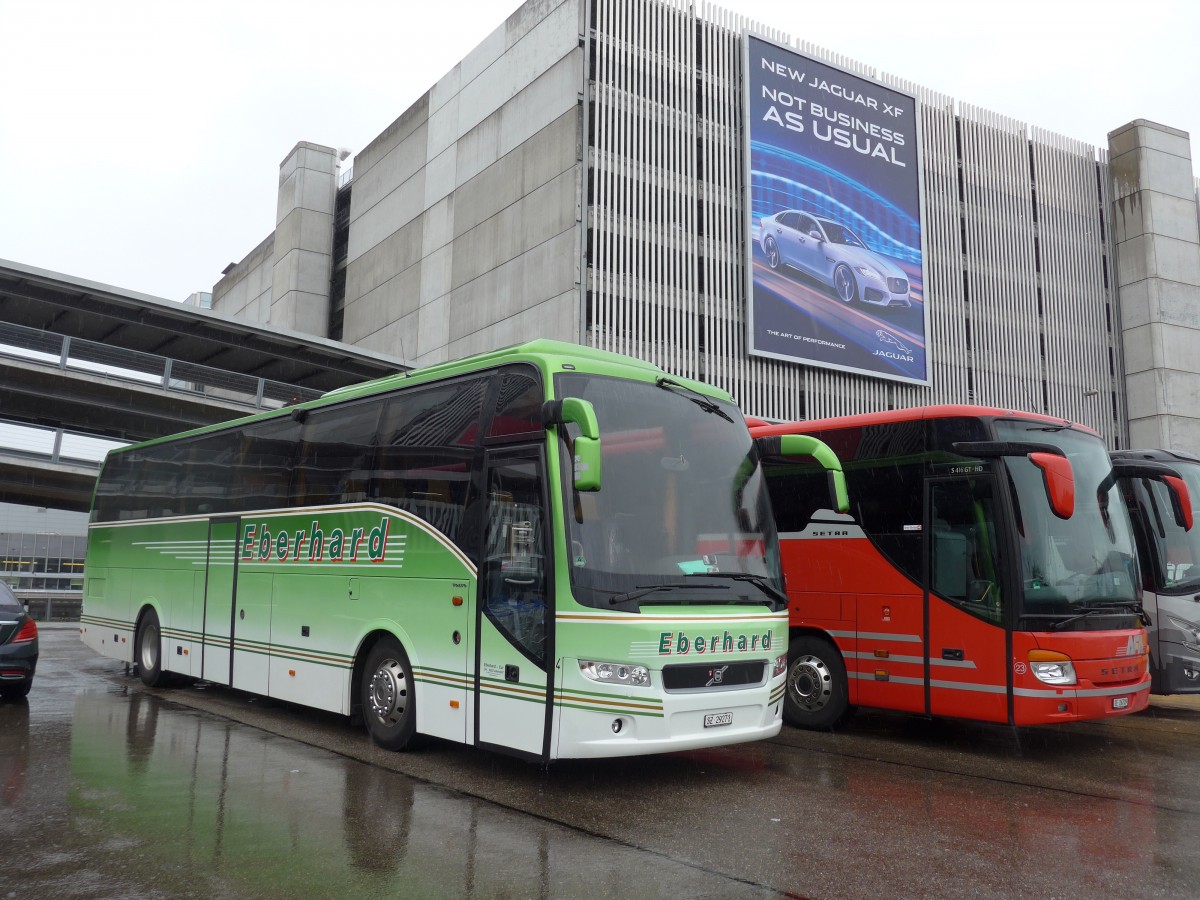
[
  {"xmin": 655, "ymin": 377, "xmax": 734, "ymax": 423},
  {"xmin": 1048, "ymin": 602, "xmax": 1144, "ymax": 631},
  {"xmin": 1026, "ymin": 422, "xmax": 1072, "ymax": 433},
  {"xmin": 685, "ymin": 572, "xmax": 789, "ymax": 606},
  {"xmin": 608, "ymin": 583, "xmax": 728, "ymax": 608}
]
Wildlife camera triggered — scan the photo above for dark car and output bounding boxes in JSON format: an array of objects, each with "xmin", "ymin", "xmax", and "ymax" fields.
[{"xmin": 0, "ymin": 580, "xmax": 37, "ymax": 699}]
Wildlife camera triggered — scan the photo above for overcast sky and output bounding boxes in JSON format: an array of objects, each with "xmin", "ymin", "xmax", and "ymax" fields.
[{"xmin": 1, "ymin": 0, "xmax": 1196, "ymax": 304}]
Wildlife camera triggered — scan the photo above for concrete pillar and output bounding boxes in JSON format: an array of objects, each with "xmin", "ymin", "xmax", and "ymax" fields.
[
  {"xmin": 271, "ymin": 142, "xmax": 338, "ymax": 336},
  {"xmin": 1109, "ymin": 120, "xmax": 1200, "ymax": 450}
]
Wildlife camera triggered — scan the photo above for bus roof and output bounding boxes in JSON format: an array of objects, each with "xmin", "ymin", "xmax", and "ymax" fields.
[
  {"xmin": 105, "ymin": 339, "xmax": 729, "ymax": 455},
  {"xmin": 748, "ymin": 404, "xmax": 1100, "ymax": 438}
]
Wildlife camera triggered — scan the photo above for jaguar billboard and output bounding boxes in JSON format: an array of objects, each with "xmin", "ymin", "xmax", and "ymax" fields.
[{"xmin": 744, "ymin": 34, "xmax": 928, "ymax": 384}]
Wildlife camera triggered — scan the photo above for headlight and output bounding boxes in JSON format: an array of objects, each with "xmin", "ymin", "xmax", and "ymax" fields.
[
  {"xmin": 579, "ymin": 660, "xmax": 650, "ymax": 687},
  {"xmin": 772, "ymin": 653, "xmax": 788, "ymax": 677},
  {"xmin": 1167, "ymin": 616, "xmax": 1200, "ymax": 648},
  {"xmin": 1028, "ymin": 650, "xmax": 1077, "ymax": 685},
  {"xmin": 855, "ymin": 266, "xmax": 883, "ymax": 281}
]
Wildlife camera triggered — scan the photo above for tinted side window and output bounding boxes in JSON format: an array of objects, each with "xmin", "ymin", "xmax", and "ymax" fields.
[
  {"xmin": 228, "ymin": 416, "xmax": 304, "ymax": 513},
  {"xmin": 762, "ymin": 459, "xmax": 833, "ymax": 533},
  {"xmin": 371, "ymin": 378, "xmax": 487, "ymax": 548},
  {"xmin": 487, "ymin": 369, "xmax": 544, "ymax": 441},
  {"xmin": 813, "ymin": 423, "xmax": 927, "ymax": 584},
  {"xmin": 294, "ymin": 401, "xmax": 383, "ymax": 507}
]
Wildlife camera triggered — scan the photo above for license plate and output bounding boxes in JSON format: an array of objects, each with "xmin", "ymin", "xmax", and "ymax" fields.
[
  {"xmin": 1113, "ymin": 696, "xmax": 1129, "ymax": 710},
  {"xmin": 704, "ymin": 712, "xmax": 733, "ymax": 728}
]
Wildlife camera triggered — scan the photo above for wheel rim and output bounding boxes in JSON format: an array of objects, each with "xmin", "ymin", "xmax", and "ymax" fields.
[
  {"xmin": 139, "ymin": 621, "xmax": 159, "ymax": 672},
  {"xmin": 834, "ymin": 267, "xmax": 855, "ymax": 302},
  {"xmin": 787, "ymin": 654, "xmax": 833, "ymax": 713},
  {"xmin": 368, "ymin": 657, "xmax": 409, "ymax": 727},
  {"xmin": 766, "ymin": 238, "xmax": 780, "ymax": 269}
]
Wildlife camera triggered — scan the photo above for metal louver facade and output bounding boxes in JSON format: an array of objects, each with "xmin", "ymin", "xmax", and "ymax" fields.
[{"xmin": 584, "ymin": 0, "xmax": 1124, "ymax": 443}]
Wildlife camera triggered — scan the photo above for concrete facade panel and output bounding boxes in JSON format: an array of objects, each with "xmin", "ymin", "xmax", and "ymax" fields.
[
  {"xmin": 348, "ymin": 123, "xmax": 430, "ymax": 231},
  {"xmin": 1121, "ymin": 323, "xmax": 1155, "ymax": 375},
  {"xmin": 427, "ymin": 95, "xmax": 461, "ymax": 160},
  {"xmin": 445, "ymin": 291, "xmax": 578, "ymax": 363},
  {"xmin": 1111, "ymin": 146, "xmax": 1198, "ymax": 202},
  {"xmin": 347, "ymin": 172, "xmax": 427, "ymax": 266},
  {"xmin": 346, "ymin": 216, "xmax": 424, "ymax": 306},
  {"xmin": 1146, "ymin": 192, "xmax": 1200, "ymax": 244},
  {"xmin": 454, "ymin": 51, "xmax": 582, "ymax": 190},
  {"xmin": 424, "ymin": 147, "xmax": 458, "ymax": 214},
  {"xmin": 419, "ymin": 244, "xmax": 454, "ymax": 307},
  {"xmin": 1151, "ymin": 235, "xmax": 1200, "ymax": 285},
  {"xmin": 417, "ymin": 294, "xmax": 450, "ymax": 357},
  {"xmin": 453, "ymin": 109, "xmax": 578, "ymax": 237},
  {"xmin": 446, "ymin": 228, "xmax": 578, "ymax": 343},
  {"xmin": 1160, "ymin": 324, "xmax": 1200, "ymax": 375},
  {"xmin": 352, "ymin": 95, "xmax": 431, "ymax": 184},
  {"xmin": 1159, "ymin": 280, "xmax": 1200, "ymax": 329},
  {"xmin": 1116, "ymin": 235, "xmax": 1151, "ymax": 287},
  {"xmin": 455, "ymin": 0, "xmax": 579, "ymax": 139},
  {"xmin": 1108, "ymin": 120, "xmax": 1192, "ymax": 169},
  {"xmin": 421, "ymin": 198, "xmax": 455, "ymax": 260},
  {"xmin": 343, "ymin": 263, "xmax": 423, "ymax": 346},
  {"xmin": 450, "ymin": 168, "xmax": 577, "ymax": 290}
]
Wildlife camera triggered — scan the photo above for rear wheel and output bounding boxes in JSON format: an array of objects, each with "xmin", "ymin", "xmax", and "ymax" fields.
[
  {"xmin": 0, "ymin": 679, "xmax": 32, "ymax": 700},
  {"xmin": 361, "ymin": 636, "xmax": 419, "ymax": 751},
  {"xmin": 783, "ymin": 636, "xmax": 852, "ymax": 730},
  {"xmin": 764, "ymin": 236, "xmax": 782, "ymax": 270},
  {"xmin": 136, "ymin": 608, "xmax": 165, "ymax": 687}
]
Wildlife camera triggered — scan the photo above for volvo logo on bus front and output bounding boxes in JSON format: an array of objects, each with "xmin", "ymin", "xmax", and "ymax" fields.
[{"xmin": 706, "ymin": 665, "xmax": 730, "ymax": 687}]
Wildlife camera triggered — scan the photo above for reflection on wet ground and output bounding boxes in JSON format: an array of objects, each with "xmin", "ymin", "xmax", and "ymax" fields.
[{"xmin": 4, "ymin": 627, "xmax": 1200, "ymax": 899}]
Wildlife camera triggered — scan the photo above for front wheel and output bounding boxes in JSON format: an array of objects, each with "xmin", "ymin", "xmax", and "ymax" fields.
[
  {"xmin": 832, "ymin": 264, "xmax": 857, "ymax": 303},
  {"xmin": 136, "ymin": 608, "xmax": 165, "ymax": 687},
  {"xmin": 361, "ymin": 636, "xmax": 419, "ymax": 751},
  {"xmin": 783, "ymin": 636, "xmax": 852, "ymax": 730},
  {"xmin": 764, "ymin": 236, "xmax": 782, "ymax": 270}
]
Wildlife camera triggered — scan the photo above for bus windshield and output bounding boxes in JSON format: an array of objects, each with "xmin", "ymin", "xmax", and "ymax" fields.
[
  {"xmin": 555, "ymin": 373, "xmax": 782, "ymax": 610},
  {"xmin": 994, "ymin": 421, "xmax": 1139, "ymax": 617}
]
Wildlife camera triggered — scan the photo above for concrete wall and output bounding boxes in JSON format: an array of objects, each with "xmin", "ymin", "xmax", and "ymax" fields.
[
  {"xmin": 271, "ymin": 142, "xmax": 338, "ymax": 334},
  {"xmin": 212, "ymin": 142, "xmax": 339, "ymax": 333},
  {"xmin": 1110, "ymin": 120, "xmax": 1200, "ymax": 451},
  {"xmin": 342, "ymin": 0, "xmax": 584, "ymax": 365},
  {"xmin": 212, "ymin": 233, "xmax": 275, "ymax": 323}
]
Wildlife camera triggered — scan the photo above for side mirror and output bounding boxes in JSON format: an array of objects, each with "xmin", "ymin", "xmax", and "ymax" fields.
[
  {"xmin": 543, "ymin": 398, "xmax": 602, "ymax": 492},
  {"xmin": 1110, "ymin": 459, "xmax": 1194, "ymax": 531},
  {"xmin": 756, "ymin": 433, "xmax": 849, "ymax": 513},
  {"xmin": 1029, "ymin": 452, "xmax": 1075, "ymax": 520}
]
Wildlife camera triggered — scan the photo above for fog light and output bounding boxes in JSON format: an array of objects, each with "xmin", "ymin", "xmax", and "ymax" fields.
[{"xmin": 612, "ymin": 719, "xmax": 623, "ymax": 734}]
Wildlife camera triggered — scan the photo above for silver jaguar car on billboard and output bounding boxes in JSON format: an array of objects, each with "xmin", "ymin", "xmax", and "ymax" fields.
[{"xmin": 759, "ymin": 210, "xmax": 911, "ymax": 307}]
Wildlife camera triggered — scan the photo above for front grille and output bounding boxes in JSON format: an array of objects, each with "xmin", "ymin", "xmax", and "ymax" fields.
[
  {"xmin": 888, "ymin": 277, "xmax": 908, "ymax": 294},
  {"xmin": 661, "ymin": 660, "xmax": 766, "ymax": 692}
]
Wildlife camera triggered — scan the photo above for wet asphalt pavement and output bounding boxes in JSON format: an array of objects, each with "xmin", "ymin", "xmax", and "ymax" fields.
[{"xmin": 3, "ymin": 625, "xmax": 1200, "ymax": 899}]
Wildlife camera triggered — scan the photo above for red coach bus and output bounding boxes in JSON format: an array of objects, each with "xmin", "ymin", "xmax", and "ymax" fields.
[{"xmin": 750, "ymin": 405, "xmax": 1159, "ymax": 730}]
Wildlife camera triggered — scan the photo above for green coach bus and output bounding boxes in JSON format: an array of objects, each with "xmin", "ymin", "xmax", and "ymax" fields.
[{"xmin": 81, "ymin": 340, "xmax": 846, "ymax": 762}]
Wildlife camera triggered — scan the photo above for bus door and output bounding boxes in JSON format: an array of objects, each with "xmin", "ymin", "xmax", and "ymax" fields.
[
  {"xmin": 475, "ymin": 448, "xmax": 552, "ymax": 758},
  {"xmin": 201, "ymin": 516, "xmax": 240, "ymax": 686},
  {"xmin": 925, "ymin": 475, "xmax": 1010, "ymax": 722}
]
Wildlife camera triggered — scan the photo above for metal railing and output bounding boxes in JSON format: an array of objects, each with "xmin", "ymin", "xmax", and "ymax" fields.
[{"xmin": 0, "ymin": 321, "xmax": 324, "ymax": 411}]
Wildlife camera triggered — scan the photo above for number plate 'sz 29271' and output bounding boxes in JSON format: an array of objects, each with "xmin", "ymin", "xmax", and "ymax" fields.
[{"xmin": 704, "ymin": 712, "xmax": 733, "ymax": 728}]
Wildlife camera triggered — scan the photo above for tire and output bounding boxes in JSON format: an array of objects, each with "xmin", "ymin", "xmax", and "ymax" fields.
[
  {"xmin": 783, "ymin": 636, "xmax": 851, "ymax": 730},
  {"xmin": 764, "ymin": 236, "xmax": 782, "ymax": 270},
  {"xmin": 361, "ymin": 636, "xmax": 419, "ymax": 751},
  {"xmin": 833, "ymin": 264, "xmax": 857, "ymax": 303},
  {"xmin": 0, "ymin": 679, "xmax": 32, "ymax": 700},
  {"xmin": 136, "ymin": 607, "xmax": 165, "ymax": 687}
]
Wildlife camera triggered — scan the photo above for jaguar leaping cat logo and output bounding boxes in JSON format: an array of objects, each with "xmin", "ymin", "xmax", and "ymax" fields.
[{"xmin": 875, "ymin": 329, "xmax": 911, "ymax": 353}]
